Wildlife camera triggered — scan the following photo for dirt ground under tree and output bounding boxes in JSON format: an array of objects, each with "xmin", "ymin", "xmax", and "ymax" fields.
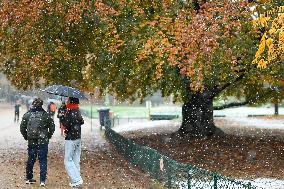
[{"xmin": 122, "ymin": 118, "xmax": 284, "ymax": 180}]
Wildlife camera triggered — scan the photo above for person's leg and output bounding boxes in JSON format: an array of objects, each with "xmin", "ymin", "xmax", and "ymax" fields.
[
  {"xmin": 16, "ymin": 112, "xmax": 19, "ymax": 122},
  {"xmin": 60, "ymin": 123, "xmax": 64, "ymax": 136},
  {"xmin": 26, "ymin": 144, "xmax": 38, "ymax": 181},
  {"xmin": 73, "ymin": 139, "xmax": 82, "ymax": 180},
  {"xmin": 38, "ymin": 144, "xmax": 48, "ymax": 183},
  {"xmin": 64, "ymin": 140, "xmax": 80, "ymax": 184}
]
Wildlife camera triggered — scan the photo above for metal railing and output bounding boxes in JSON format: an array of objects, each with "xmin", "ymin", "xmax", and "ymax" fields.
[{"xmin": 105, "ymin": 127, "xmax": 256, "ymax": 189}]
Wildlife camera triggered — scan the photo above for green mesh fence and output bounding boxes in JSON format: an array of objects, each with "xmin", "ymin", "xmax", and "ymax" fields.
[{"xmin": 105, "ymin": 127, "xmax": 257, "ymax": 189}]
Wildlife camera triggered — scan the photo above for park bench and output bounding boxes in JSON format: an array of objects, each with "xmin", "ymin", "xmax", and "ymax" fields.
[
  {"xmin": 150, "ymin": 114, "xmax": 179, "ymax": 120},
  {"xmin": 247, "ymin": 114, "xmax": 271, "ymax": 117}
]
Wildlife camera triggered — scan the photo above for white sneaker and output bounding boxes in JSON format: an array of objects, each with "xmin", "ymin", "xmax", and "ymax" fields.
[
  {"xmin": 69, "ymin": 179, "xmax": 83, "ymax": 187},
  {"xmin": 40, "ymin": 182, "xmax": 46, "ymax": 187}
]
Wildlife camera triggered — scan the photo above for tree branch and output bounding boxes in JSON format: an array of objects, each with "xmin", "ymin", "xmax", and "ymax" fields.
[
  {"xmin": 214, "ymin": 101, "xmax": 248, "ymax": 110},
  {"xmin": 214, "ymin": 89, "xmax": 275, "ymax": 110},
  {"xmin": 213, "ymin": 62, "xmax": 259, "ymax": 97},
  {"xmin": 212, "ymin": 72, "xmax": 246, "ymax": 97}
]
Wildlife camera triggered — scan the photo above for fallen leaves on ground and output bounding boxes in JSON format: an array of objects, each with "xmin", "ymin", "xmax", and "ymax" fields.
[{"xmin": 125, "ymin": 122, "xmax": 284, "ymax": 180}]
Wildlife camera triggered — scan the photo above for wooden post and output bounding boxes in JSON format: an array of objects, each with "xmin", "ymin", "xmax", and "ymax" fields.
[
  {"xmin": 275, "ymin": 102, "xmax": 279, "ymax": 116},
  {"xmin": 90, "ymin": 93, "xmax": 94, "ymax": 131}
]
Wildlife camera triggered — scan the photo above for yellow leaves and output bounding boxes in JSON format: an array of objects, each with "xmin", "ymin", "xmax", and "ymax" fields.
[
  {"xmin": 279, "ymin": 30, "xmax": 284, "ymax": 58},
  {"xmin": 253, "ymin": 3, "xmax": 284, "ymax": 69},
  {"xmin": 254, "ymin": 15, "xmax": 271, "ymax": 27},
  {"xmin": 269, "ymin": 27, "xmax": 276, "ymax": 35},
  {"xmin": 280, "ymin": 29, "xmax": 284, "ymax": 42},
  {"xmin": 253, "ymin": 34, "xmax": 277, "ymax": 68},
  {"xmin": 266, "ymin": 37, "xmax": 273, "ymax": 47},
  {"xmin": 259, "ymin": 0, "xmax": 273, "ymax": 3},
  {"xmin": 257, "ymin": 59, "xmax": 268, "ymax": 69},
  {"xmin": 269, "ymin": 21, "xmax": 277, "ymax": 35},
  {"xmin": 266, "ymin": 38, "xmax": 275, "ymax": 60},
  {"xmin": 255, "ymin": 34, "xmax": 266, "ymax": 60}
]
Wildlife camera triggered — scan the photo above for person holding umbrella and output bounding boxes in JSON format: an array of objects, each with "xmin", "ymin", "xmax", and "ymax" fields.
[
  {"xmin": 62, "ymin": 97, "xmax": 84, "ymax": 187},
  {"xmin": 42, "ymin": 85, "xmax": 87, "ymax": 187}
]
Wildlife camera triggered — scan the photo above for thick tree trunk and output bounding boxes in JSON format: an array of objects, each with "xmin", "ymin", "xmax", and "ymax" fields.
[{"xmin": 178, "ymin": 93, "xmax": 217, "ymax": 136}]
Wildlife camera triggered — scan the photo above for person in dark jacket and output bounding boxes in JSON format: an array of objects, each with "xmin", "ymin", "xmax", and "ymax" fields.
[
  {"xmin": 63, "ymin": 97, "xmax": 84, "ymax": 187},
  {"xmin": 57, "ymin": 102, "xmax": 67, "ymax": 136},
  {"xmin": 47, "ymin": 102, "xmax": 57, "ymax": 119},
  {"xmin": 14, "ymin": 101, "xmax": 21, "ymax": 123},
  {"xmin": 20, "ymin": 98, "xmax": 55, "ymax": 187}
]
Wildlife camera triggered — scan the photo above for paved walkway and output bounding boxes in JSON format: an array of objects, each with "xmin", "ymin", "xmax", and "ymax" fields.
[
  {"xmin": 0, "ymin": 104, "xmax": 106, "ymax": 150},
  {"xmin": 0, "ymin": 103, "xmax": 151, "ymax": 189}
]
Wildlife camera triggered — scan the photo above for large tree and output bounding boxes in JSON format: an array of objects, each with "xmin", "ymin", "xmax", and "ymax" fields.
[{"xmin": 0, "ymin": 0, "xmax": 283, "ymax": 136}]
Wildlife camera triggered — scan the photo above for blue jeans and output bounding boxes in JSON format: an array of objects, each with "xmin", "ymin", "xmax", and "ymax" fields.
[
  {"xmin": 64, "ymin": 139, "xmax": 82, "ymax": 184},
  {"xmin": 26, "ymin": 144, "xmax": 48, "ymax": 182}
]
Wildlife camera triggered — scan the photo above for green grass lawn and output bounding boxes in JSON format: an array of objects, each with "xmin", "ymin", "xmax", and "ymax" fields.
[{"xmin": 80, "ymin": 105, "xmax": 181, "ymax": 118}]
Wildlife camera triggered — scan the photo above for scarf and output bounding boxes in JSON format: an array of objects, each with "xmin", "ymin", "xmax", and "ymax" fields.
[{"xmin": 66, "ymin": 103, "xmax": 79, "ymax": 110}]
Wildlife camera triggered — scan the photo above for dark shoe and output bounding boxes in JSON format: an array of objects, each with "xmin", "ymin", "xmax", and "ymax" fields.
[{"xmin": 26, "ymin": 179, "xmax": 36, "ymax": 184}]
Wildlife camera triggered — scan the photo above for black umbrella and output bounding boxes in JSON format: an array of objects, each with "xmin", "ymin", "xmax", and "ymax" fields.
[{"xmin": 42, "ymin": 85, "xmax": 88, "ymax": 99}]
